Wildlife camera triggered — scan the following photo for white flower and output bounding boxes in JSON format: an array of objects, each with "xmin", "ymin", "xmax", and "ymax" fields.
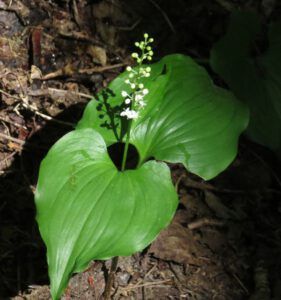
[
  {"xmin": 125, "ymin": 98, "xmax": 131, "ymax": 104},
  {"xmin": 128, "ymin": 110, "xmax": 139, "ymax": 119},
  {"xmin": 120, "ymin": 108, "xmax": 139, "ymax": 119},
  {"xmin": 126, "ymin": 66, "xmax": 132, "ymax": 72},
  {"xmin": 139, "ymin": 100, "xmax": 146, "ymax": 107},
  {"xmin": 138, "ymin": 83, "xmax": 144, "ymax": 89},
  {"xmin": 121, "ymin": 91, "xmax": 127, "ymax": 97},
  {"xmin": 143, "ymin": 89, "xmax": 149, "ymax": 95},
  {"xmin": 130, "ymin": 83, "xmax": 136, "ymax": 89},
  {"xmin": 135, "ymin": 94, "xmax": 143, "ymax": 101}
]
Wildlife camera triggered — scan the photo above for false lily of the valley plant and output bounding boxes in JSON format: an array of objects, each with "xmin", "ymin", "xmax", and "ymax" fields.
[{"xmin": 35, "ymin": 34, "xmax": 249, "ymax": 299}]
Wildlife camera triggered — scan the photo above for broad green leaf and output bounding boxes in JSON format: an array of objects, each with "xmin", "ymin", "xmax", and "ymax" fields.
[
  {"xmin": 35, "ymin": 128, "xmax": 178, "ymax": 300},
  {"xmin": 77, "ymin": 54, "xmax": 249, "ymax": 180},
  {"xmin": 210, "ymin": 11, "xmax": 281, "ymax": 154}
]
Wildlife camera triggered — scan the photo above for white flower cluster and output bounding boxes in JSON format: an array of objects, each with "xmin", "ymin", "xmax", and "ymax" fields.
[{"xmin": 120, "ymin": 33, "xmax": 153, "ymax": 120}]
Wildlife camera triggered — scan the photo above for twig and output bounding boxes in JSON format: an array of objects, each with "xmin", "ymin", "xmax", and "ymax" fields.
[
  {"xmin": 41, "ymin": 63, "xmax": 125, "ymax": 80},
  {"xmin": 0, "ymin": 114, "xmax": 27, "ymax": 129},
  {"xmin": 79, "ymin": 63, "xmax": 125, "ymax": 74},
  {"xmin": 27, "ymin": 87, "xmax": 93, "ymax": 100},
  {"xmin": 117, "ymin": 19, "xmax": 142, "ymax": 31},
  {"xmin": 0, "ymin": 88, "xmax": 75, "ymax": 127},
  {"xmin": 104, "ymin": 256, "xmax": 119, "ymax": 300},
  {"xmin": 0, "ymin": 132, "xmax": 26, "ymax": 145},
  {"xmin": 122, "ymin": 279, "xmax": 172, "ymax": 291},
  {"xmin": 0, "ymin": 151, "xmax": 17, "ymax": 167},
  {"xmin": 188, "ymin": 217, "xmax": 225, "ymax": 230},
  {"xmin": 149, "ymin": 0, "xmax": 176, "ymax": 33},
  {"xmin": 22, "ymin": 102, "xmax": 74, "ymax": 127},
  {"xmin": 232, "ymin": 273, "xmax": 249, "ymax": 295}
]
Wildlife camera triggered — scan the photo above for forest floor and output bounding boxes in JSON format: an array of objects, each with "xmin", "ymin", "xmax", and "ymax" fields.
[{"xmin": 0, "ymin": 0, "xmax": 281, "ymax": 299}]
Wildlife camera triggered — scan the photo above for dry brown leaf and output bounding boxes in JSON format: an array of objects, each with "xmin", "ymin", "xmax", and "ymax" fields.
[
  {"xmin": 87, "ymin": 45, "xmax": 107, "ymax": 66},
  {"xmin": 149, "ymin": 213, "xmax": 208, "ymax": 265}
]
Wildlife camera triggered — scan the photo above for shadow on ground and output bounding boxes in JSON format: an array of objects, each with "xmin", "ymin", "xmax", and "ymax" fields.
[{"xmin": 0, "ymin": 103, "xmax": 86, "ymax": 298}]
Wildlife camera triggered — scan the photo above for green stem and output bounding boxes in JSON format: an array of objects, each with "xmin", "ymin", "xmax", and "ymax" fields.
[{"xmin": 121, "ymin": 120, "xmax": 132, "ymax": 171}]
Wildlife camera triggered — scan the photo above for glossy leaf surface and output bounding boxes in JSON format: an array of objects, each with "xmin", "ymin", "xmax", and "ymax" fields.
[
  {"xmin": 211, "ymin": 11, "xmax": 281, "ymax": 154},
  {"xmin": 35, "ymin": 129, "xmax": 178, "ymax": 299},
  {"xmin": 78, "ymin": 54, "xmax": 249, "ymax": 179}
]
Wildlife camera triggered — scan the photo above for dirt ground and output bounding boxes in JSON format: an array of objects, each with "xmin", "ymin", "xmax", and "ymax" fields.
[{"xmin": 1, "ymin": 0, "xmax": 281, "ymax": 299}]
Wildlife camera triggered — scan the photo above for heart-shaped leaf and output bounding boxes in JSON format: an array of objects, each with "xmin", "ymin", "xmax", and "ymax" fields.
[
  {"xmin": 78, "ymin": 54, "xmax": 249, "ymax": 179},
  {"xmin": 210, "ymin": 11, "xmax": 281, "ymax": 154},
  {"xmin": 35, "ymin": 128, "xmax": 178, "ymax": 299}
]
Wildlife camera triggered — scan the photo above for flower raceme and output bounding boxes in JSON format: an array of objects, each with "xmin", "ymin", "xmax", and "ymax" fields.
[{"xmin": 120, "ymin": 33, "xmax": 154, "ymax": 120}]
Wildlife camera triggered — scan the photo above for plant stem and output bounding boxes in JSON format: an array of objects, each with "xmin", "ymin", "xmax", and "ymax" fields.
[
  {"xmin": 121, "ymin": 120, "xmax": 132, "ymax": 171},
  {"xmin": 104, "ymin": 256, "xmax": 119, "ymax": 300}
]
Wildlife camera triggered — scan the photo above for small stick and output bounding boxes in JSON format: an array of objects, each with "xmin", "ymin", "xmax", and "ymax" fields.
[
  {"xmin": 79, "ymin": 63, "xmax": 125, "ymax": 74},
  {"xmin": 0, "ymin": 89, "xmax": 74, "ymax": 127},
  {"xmin": 0, "ymin": 132, "xmax": 26, "ymax": 145},
  {"xmin": 122, "ymin": 279, "xmax": 172, "ymax": 291},
  {"xmin": 188, "ymin": 217, "xmax": 225, "ymax": 230},
  {"xmin": 104, "ymin": 256, "xmax": 119, "ymax": 300},
  {"xmin": 0, "ymin": 114, "xmax": 27, "ymax": 129}
]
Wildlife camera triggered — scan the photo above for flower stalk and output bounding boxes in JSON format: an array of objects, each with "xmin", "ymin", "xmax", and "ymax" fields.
[{"xmin": 120, "ymin": 33, "xmax": 154, "ymax": 171}]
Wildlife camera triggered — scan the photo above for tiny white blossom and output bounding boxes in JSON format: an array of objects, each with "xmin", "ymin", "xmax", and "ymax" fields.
[
  {"xmin": 128, "ymin": 110, "xmax": 139, "ymax": 119},
  {"xmin": 120, "ymin": 34, "xmax": 154, "ymax": 120},
  {"xmin": 120, "ymin": 108, "xmax": 139, "ymax": 119},
  {"xmin": 135, "ymin": 94, "xmax": 144, "ymax": 102}
]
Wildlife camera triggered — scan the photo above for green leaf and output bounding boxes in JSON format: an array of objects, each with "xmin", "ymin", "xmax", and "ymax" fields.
[
  {"xmin": 35, "ymin": 128, "xmax": 178, "ymax": 300},
  {"xmin": 78, "ymin": 54, "xmax": 249, "ymax": 179},
  {"xmin": 210, "ymin": 11, "xmax": 281, "ymax": 154}
]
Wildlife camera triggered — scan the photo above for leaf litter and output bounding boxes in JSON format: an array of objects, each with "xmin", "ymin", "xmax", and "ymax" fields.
[{"xmin": 0, "ymin": 0, "xmax": 281, "ymax": 299}]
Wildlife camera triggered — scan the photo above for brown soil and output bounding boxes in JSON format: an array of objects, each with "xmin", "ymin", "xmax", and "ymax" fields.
[{"xmin": 1, "ymin": 0, "xmax": 281, "ymax": 299}]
